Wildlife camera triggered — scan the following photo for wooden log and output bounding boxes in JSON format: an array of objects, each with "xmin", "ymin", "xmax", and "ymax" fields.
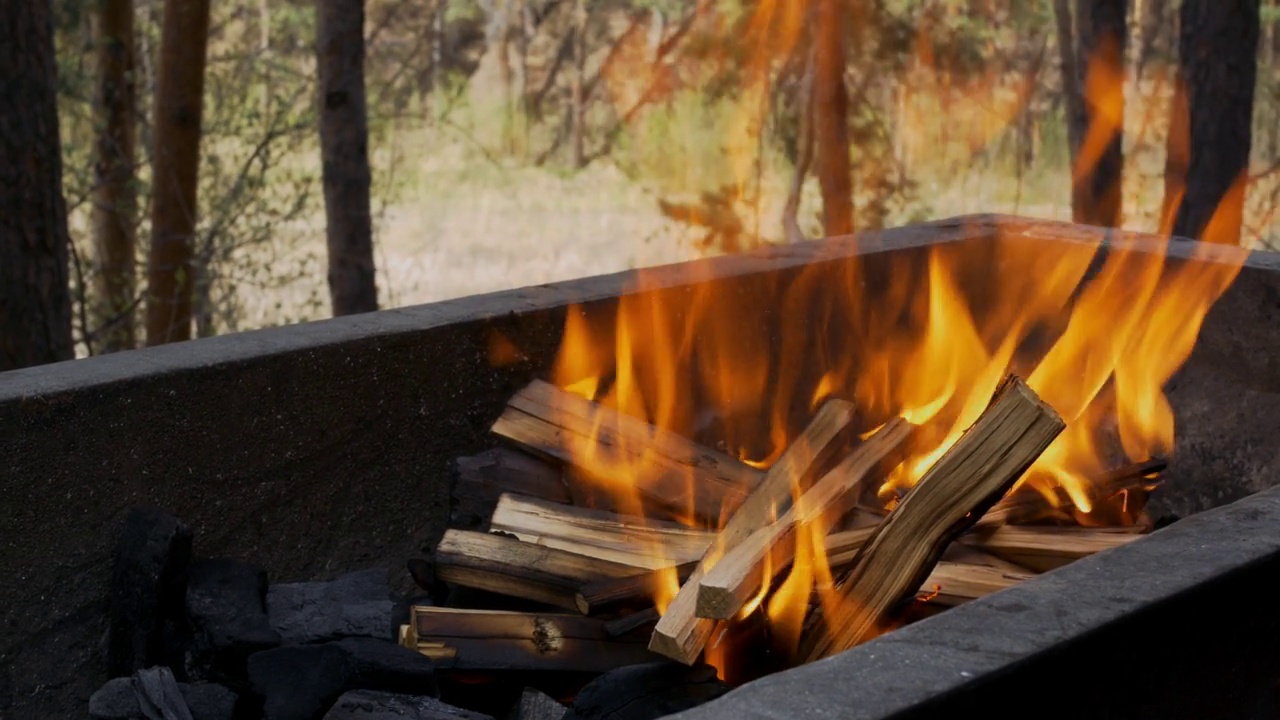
[
  {"xmin": 576, "ymin": 562, "xmax": 698, "ymax": 614},
  {"xmin": 801, "ymin": 375, "xmax": 1065, "ymax": 662},
  {"xmin": 492, "ymin": 379, "xmax": 763, "ymax": 523},
  {"xmin": 649, "ymin": 398, "xmax": 859, "ymax": 664},
  {"xmin": 406, "ymin": 606, "xmax": 660, "ymax": 672},
  {"xmin": 963, "ymin": 524, "xmax": 1142, "ymax": 573},
  {"xmin": 490, "ymin": 493, "xmax": 715, "ymax": 570},
  {"xmin": 432, "ymin": 529, "xmax": 639, "ymax": 612},
  {"xmin": 604, "ymin": 607, "xmax": 660, "ymax": 637},
  {"xmin": 451, "ymin": 448, "xmax": 574, "ymax": 529},
  {"xmin": 913, "ymin": 561, "xmax": 1033, "ymax": 607},
  {"xmin": 580, "ymin": 519, "xmax": 1121, "ymax": 615},
  {"xmin": 974, "ymin": 457, "xmax": 1166, "ymax": 530},
  {"xmin": 696, "ymin": 419, "xmax": 914, "ymax": 619}
]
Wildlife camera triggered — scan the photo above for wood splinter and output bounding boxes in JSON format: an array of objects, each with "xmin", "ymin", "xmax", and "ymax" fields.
[
  {"xmin": 801, "ymin": 374, "xmax": 1065, "ymax": 662},
  {"xmin": 649, "ymin": 397, "xmax": 860, "ymax": 664}
]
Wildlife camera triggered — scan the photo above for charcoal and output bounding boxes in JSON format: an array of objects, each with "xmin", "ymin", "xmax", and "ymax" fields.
[
  {"xmin": 268, "ymin": 568, "xmax": 394, "ymax": 644},
  {"xmin": 186, "ymin": 557, "xmax": 281, "ymax": 678},
  {"xmin": 134, "ymin": 666, "xmax": 194, "ymax": 720},
  {"xmin": 89, "ymin": 673, "xmax": 241, "ymax": 720},
  {"xmin": 561, "ymin": 662, "xmax": 729, "ymax": 720},
  {"xmin": 179, "ymin": 683, "xmax": 243, "ymax": 720},
  {"xmin": 107, "ymin": 507, "xmax": 193, "ymax": 677},
  {"xmin": 322, "ymin": 689, "xmax": 493, "ymax": 720},
  {"xmin": 505, "ymin": 688, "xmax": 567, "ymax": 720},
  {"xmin": 247, "ymin": 637, "xmax": 438, "ymax": 720}
]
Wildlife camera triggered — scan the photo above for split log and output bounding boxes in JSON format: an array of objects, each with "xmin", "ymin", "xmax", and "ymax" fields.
[
  {"xmin": 578, "ymin": 527, "xmax": 877, "ymax": 614},
  {"xmin": 913, "ymin": 561, "xmax": 1033, "ymax": 607},
  {"xmin": 649, "ymin": 398, "xmax": 859, "ymax": 664},
  {"xmin": 432, "ymin": 530, "xmax": 639, "ymax": 612},
  {"xmin": 403, "ymin": 606, "xmax": 659, "ymax": 672},
  {"xmin": 604, "ymin": 607, "xmax": 660, "ymax": 637},
  {"xmin": 578, "ymin": 519, "xmax": 1124, "ymax": 614},
  {"xmin": 974, "ymin": 457, "xmax": 1165, "ymax": 529},
  {"xmin": 696, "ymin": 419, "xmax": 914, "ymax": 619},
  {"xmin": 492, "ymin": 379, "xmax": 763, "ymax": 523},
  {"xmin": 963, "ymin": 524, "xmax": 1141, "ymax": 573},
  {"xmin": 576, "ymin": 563, "xmax": 698, "ymax": 614},
  {"xmin": 490, "ymin": 493, "xmax": 714, "ymax": 570},
  {"xmin": 801, "ymin": 375, "xmax": 1065, "ymax": 661},
  {"xmin": 452, "ymin": 448, "xmax": 573, "ymax": 529}
]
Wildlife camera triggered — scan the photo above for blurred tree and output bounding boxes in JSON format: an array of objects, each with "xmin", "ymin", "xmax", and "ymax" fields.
[
  {"xmin": 0, "ymin": 0, "xmax": 74, "ymax": 370},
  {"xmin": 317, "ymin": 0, "xmax": 379, "ymax": 315},
  {"xmin": 1056, "ymin": 0, "xmax": 1126, "ymax": 227},
  {"xmin": 813, "ymin": 0, "xmax": 853, "ymax": 236},
  {"xmin": 91, "ymin": 0, "xmax": 138, "ymax": 352},
  {"xmin": 145, "ymin": 0, "xmax": 211, "ymax": 344},
  {"xmin": 1163, "ymin": 0, "xmax": 1260, "ymax": 244}
]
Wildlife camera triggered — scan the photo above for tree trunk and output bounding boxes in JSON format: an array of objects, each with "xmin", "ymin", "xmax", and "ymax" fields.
[
  {"xmin": 1164, "ymin": 0, "xmax": 1260, "ymax": 244},
  {"xmin": 1074, "ymin": 0, "xmax": 1126, "ymax": 227},
  {"xmin": 92, "ymin": 0, "xmax": 138, "ymax": 353},
  {"xmin": 0, "ymin": 0, "xmax": 74, "ymax": 370},
  {"xmin": 316, "ymin": 0, "xmax": 379, "ymax": 316},
  {"xmin": 570, "ymin": 0, "xmax": 587, "ymax": 168},
  {"xmin": 145, "ymin": 0, "xmax": 211, "ymax": 345},
  {"xmin": 1053, "ymin": 0, "xmax": 1086, "ymax": 178},
  {"xmin": 811, "ymin": 0, "xmax": 853, "ymax": 237}
]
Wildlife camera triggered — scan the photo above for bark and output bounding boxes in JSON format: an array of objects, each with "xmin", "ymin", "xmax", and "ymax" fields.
[
  {"xmin": 1053, "ymin": 0, "xmax": 1086, "ymax": 174},
  {"xmin": 1075, "ymin": 0, "xmax": 1127, "ymax": 227},
  {"xmin": 811, "ymin": 0, "xmax": 853, "ymax": 237},
  {"xmin": 1164, "ymin": 0, "xmax": 1261, "ymax": 244},
  {"xmin": 0, "ymin": 0, "xmax": 74, "ymax": 370},
  {"xmin": 145, "ymin": 0, "xmax": 211, "ymax": 345},
  {"xmin": 316, "ymin": 0, "xmax": 379, "ymax": 315},
  {"xmin": 570, "ymin": 0, "xmax": 587, "ymax": 168},
  {"xmin": 92, "ymin": 0, "xmax": 138, "ymax": 352}
]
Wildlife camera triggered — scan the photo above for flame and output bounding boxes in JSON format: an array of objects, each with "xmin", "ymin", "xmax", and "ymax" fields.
[{"xmin": 539, "ymin": 13, "xmax": 1251, "ymax": 675}]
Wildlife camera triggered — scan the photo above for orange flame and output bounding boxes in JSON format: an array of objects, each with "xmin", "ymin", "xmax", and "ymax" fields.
[{"xmin": 537, "ymin": 11, "xmax": 1251, "ymax": 674}]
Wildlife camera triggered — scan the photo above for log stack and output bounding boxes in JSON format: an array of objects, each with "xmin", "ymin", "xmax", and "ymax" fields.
[{"xmin": 401, "ymin": 377, "xmax": 1165, "ymax": 677}]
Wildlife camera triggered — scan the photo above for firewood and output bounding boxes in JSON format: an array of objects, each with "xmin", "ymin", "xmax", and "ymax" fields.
[
  {"xmin": 974, "ymin": 457, "xmax": 1165, "ymax": 529},
  {"xmin": 649, "ymin": 398, "xmax": 859, "ymax": 664},
  {"xmin": 489, "ymin": 493, "xmax": 715, "ymax": 570},
  {"xmin": 576, "ymin": 562, "xmax": 698, "ymax": 614},
  {"xmin": 432, "ymin": 529, "xmax": 639, "ymax": 612},
  {"xmin": 604, "ymin": 607, "xmax": 660, "ymax": 637},
  {"xmin": 577, "ymin": 522, "xmax": 876, "ymax": 615},
  {"xmin": 801, "ymin": 375, "xmax": 1065, "ymax": 662},
  {"xmin": 696, "ymin": 419, "xmax": 914, "ymax": 619},
  {"xmin": 404, "ymin": 606, "xmax": 659, "ymax": 672},
  {"xmin": 913, "ymin": 561, "xmax": 1033, "ymax": 607},
  {"xmin": 579, "ymin": 520, "xmax": 1116, "ymax": 614},
  {"xmin": 491, "ymin": 379, "xmax": 763, "ymax": 523},
  {"xmin": 963, "ymin": 524, "xmax": 1142, "ymax": 572}
]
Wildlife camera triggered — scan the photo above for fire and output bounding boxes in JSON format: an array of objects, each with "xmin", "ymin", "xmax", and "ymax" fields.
[{"xmin": 529, "ymin": 7, "xmax": 1252, "ymax": 679}]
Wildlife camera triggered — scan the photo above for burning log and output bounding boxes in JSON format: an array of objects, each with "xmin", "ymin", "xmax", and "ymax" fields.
[
  {"xmin": 695, "ymin": 418, "xmax": 915, "ymax": 620},
  {"xmin": 402, "ymin": 606, "xmax": 659, "ymax": 672},
  {"xmin": 489, "ymin": 493, "xmax": 715, "ymax": 570},
  {"xmin": 491, "ymin": 379, "xmax": 763, "ymax": 523},
  {"xmin": 974, "ymin": 457, "xmax": 1166, "ymax": 529},
  {"xmin": 649, "ymin": 398, "xmax": 860, "ymax": 664},
  {"xmin": 431, "ymin": 529, "xmax": 640, "ymax": 612},
  {"xmin": 964, "ymin": 524, "xmax": 1141, "ymax": 572},
  {"xmin": 800, "ymin": 375, "xmax": 1065, "ymax": 662}
]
